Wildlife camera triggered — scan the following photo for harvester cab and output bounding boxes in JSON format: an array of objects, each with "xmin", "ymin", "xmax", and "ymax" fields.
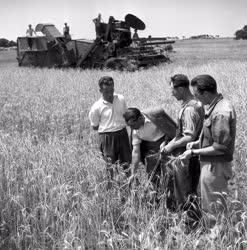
[{"xmin": 93, "ymin": 14, "xmax": 132, "ymax": 48}]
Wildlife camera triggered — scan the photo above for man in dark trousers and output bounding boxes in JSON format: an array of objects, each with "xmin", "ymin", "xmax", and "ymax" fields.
[
  {"xmin": 123, "ymin": 107, "xmax": 177, "ymax": 184},
  {"xmin": 89, "ymin": 76, "xmax": 131, "ymax": 177},
  {"xmin": 160, "ymin": 74, "xmax": 204, "ymax": 208}
]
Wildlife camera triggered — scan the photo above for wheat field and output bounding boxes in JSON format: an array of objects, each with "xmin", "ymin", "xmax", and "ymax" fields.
[{"xmin": 0, "ymin": 39, "xmax": 247, "ymax": 249}]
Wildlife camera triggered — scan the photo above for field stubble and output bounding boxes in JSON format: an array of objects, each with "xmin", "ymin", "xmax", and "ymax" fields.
[{"xmin": 0, "ymin": 39, "xmax": 247, "ymax": 249}]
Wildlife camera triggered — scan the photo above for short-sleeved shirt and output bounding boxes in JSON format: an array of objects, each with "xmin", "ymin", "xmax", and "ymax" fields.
[
  {"xmin": 89, "ymin": 94, "xmax": 126, "ymax": 133},
  {"xmin": 200, "ymin": 94, "xmax": 236, "ymax": 162},
  {"xmin": 132, "ymin": 114, "xmax": 165, "ymax": 146},
  {"xmin": 176, "ymin": 99, "xmax": 204, "ymax": 140}
]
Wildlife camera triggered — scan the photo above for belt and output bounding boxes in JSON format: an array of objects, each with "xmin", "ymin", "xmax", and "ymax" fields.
[{"xmin": 99, "ymin": 127, "xmax": 126, "ymax": 135}]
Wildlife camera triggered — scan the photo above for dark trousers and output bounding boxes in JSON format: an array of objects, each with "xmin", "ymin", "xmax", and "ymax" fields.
[
  {"xmin": 99, "ymin": 128, "xmax": 131, "ymax": 177},
  {"xmin": 171, "ymin": 147, "xmax": 200, "ymax": 196},
  {"xmin": 140, "ymin": 135, "xmax": 168, "ymax": 185},
  {"xmin": 27, "ymin": 38, "xmax": 33, "ymax": 49},
  {"xmin": 189, "ymin": 156, "xmax": 201, "ymax": 195}
]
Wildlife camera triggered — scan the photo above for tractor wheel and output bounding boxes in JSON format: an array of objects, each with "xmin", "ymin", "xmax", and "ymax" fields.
[
  {"xmin": 104, "ymin": 58, "xmax": 138, "ymax": 71},
  {"xmin": 104, "ymin": 58, "xmax": 124, "ymax": 70}
]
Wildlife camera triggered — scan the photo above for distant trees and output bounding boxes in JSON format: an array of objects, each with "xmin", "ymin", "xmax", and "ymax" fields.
[
  {"xmin": 0, "ymin": 38, "xmax": 17, "ymax": 47},
  {"xmin": 190, "ymin": 34, "xmax": 215, "ymax": 39},
  {"xmin": 164, "ymin": 44, "xmax": 173, "ymax": 52},
  {"xmin": 235, "ymin": 25, "xmax": 247, "ymax": 40}
]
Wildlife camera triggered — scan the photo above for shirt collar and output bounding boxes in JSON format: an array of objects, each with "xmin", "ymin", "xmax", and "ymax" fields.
[
  {"xmin": 144, "ymin": 114, "xmax": 151, "ymax": 123},
  {"xmin": 181, "ymin": 97, "xmax": 194, "ymax": 108},
  {"xmin": 137, "ymin": 114, "xmax": 151, "ymax": 131},
  {"xmin": 205, "ymin": 93, "xmax": 223, "ymax": 117}
]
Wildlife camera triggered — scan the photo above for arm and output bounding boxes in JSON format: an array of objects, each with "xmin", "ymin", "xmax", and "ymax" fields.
[
  {"xmin": 186, "ymin": 139, "xmax": 200, "ymax": 150},
  {"xmin": 131, "ymin": 129, "xmax": 142, "ymax": 174},
  {"xmin": 180, "ymin": 146, "xmax": 224, "ymax": 162},
  {"xmin": 164, "ymin": 106, "xmax": 202, "ymax": 153},
  {"xmin": 194, "ymin": 113, "xmax": 232, "ymax": 156},
  {"xmin": 160, "ymin": 137, "xmax": 175, "ymax": 151},
  {"xmin": 162, "ymin": 134, "xmax": 194, "ymax": 153},
  {"xmin": 181, "ymin": 113, "xmax": 232, "ymax": 160},
  {"xmin": 131, "ymin": 144, "xmax": 141, "ymax": 174},
  {"xmin": 118, "ymin": 94, "xmax": 127, "ymax": 112},
  {"xmin": 89, "ymin": 104, "xmax": 100, "ymax": 131},
  {"xmin": 191, "ymin": 146, "xmax": 224, "ymax": 156}
]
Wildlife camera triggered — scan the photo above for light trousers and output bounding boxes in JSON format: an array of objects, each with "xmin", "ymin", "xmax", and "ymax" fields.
[{"xmin": 200, "ymin": 161, "xmax": 232, "ymax": 215}]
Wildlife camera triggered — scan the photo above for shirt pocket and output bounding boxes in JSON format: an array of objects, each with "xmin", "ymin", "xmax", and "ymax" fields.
[
  {"xmin": 204, "ymin": 118, "xmax": 211, "ymax": 127},
  {"xmin": 210, "ymin": 162, "xmax": 232, "ymax": 180}
]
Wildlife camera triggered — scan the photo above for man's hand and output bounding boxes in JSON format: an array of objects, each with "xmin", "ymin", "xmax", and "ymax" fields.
[
  {"xmin": 186, "ymin": 140, "xmax": 200, "ymax": 150},
  {"xmin": 160, "ymin": 141, "xmax": 173, "ymax": 154},
  {"xmin": 160, "ymin": 141, "xmax": 166, "ymax": 152},
  {"xmin": 128, "ymin": 173, "xmax": 140, "ymax": 188},
  {"xmin": 179, "ymin": 150, "xmax": 192, "ymax": 161},
  {"xmin": 131, "ymin": 163, "xmax": 138, "ymax": 176},
  {"xmin": 186, "ymin": 141, "xmax": 196, "ymax": 150}
]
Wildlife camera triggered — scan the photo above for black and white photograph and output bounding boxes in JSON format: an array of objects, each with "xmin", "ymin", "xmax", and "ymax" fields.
[{"xmin": 0, "ymin": 0, "xmax": 247, "ymax": 249}]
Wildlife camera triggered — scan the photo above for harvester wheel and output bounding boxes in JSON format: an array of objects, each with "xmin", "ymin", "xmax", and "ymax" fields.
[
  {"xmin": 104, "ymin": 58, "xmax": 124, "ymax": 70},
  {"xmin": 104, "ymin": 58, "xmax": 138, "ymax": 71}
]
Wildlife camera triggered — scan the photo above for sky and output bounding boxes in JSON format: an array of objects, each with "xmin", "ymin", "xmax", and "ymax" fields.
[{"xmin": 1, "ymin": 0, "xmax": 247, "ymax": 41}]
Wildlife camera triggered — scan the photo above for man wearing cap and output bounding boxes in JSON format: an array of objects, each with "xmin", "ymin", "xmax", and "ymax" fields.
[
  {"xmin": 181, "ymin": 75, "xmax": 236, "ymax": 219},
  {"xmin": 89, "ymin": 76, "xmax": 131, "ymax": 177},
  {"xmin": 160, "ymin": 74, "xmax": 204, "ymax": 207}
]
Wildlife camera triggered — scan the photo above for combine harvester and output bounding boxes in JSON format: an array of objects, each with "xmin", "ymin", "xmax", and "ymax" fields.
[{"xmin": 16, "ymin": 14, "xmax": 175, "ymax": 71}]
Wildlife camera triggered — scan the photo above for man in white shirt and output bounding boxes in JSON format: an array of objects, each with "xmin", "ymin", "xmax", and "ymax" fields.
[
  {"xmin": 123, "ymin": 107, "xmax": 176, "ymax": 181},
  {"xmin": 89, "ymin": 76, "xmax": 131, "ymax": 177},
  {"xmin": 26, "ymin": 24, "xmax": 37, "ymax": 50},
  {"xmin": 26, "ymin": 24, "xmax": 36, "ymax": 37}
]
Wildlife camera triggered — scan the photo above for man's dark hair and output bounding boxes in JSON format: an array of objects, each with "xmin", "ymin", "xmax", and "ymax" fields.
[
  {"xmin": 191, "ymin": 75, "xmax": 217, "ymax": 94},
  {"xmin": 98, "ymin": 76, "xmax": 114, "ymax": 88},
  {"xmin": 171, "ymin": 74, "xmax": 190, "ymax": 88},
  {"xmin": 123, "ymin": 107, "xmax": 141, "ymax": 123}
]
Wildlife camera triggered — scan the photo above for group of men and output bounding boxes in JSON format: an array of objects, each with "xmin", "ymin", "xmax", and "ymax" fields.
[{"xmin": 89, "ymin": 74, "xmax": 236, "ymax": 226}]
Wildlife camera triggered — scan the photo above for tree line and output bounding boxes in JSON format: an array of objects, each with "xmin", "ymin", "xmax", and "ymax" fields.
[
  {"xmin": 0, "ymin": 38, "xmax": 17, "ymax": 47},
  {"xmin": 235, "ymin": 25, "xmax": 247, "ymax": 40}
]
